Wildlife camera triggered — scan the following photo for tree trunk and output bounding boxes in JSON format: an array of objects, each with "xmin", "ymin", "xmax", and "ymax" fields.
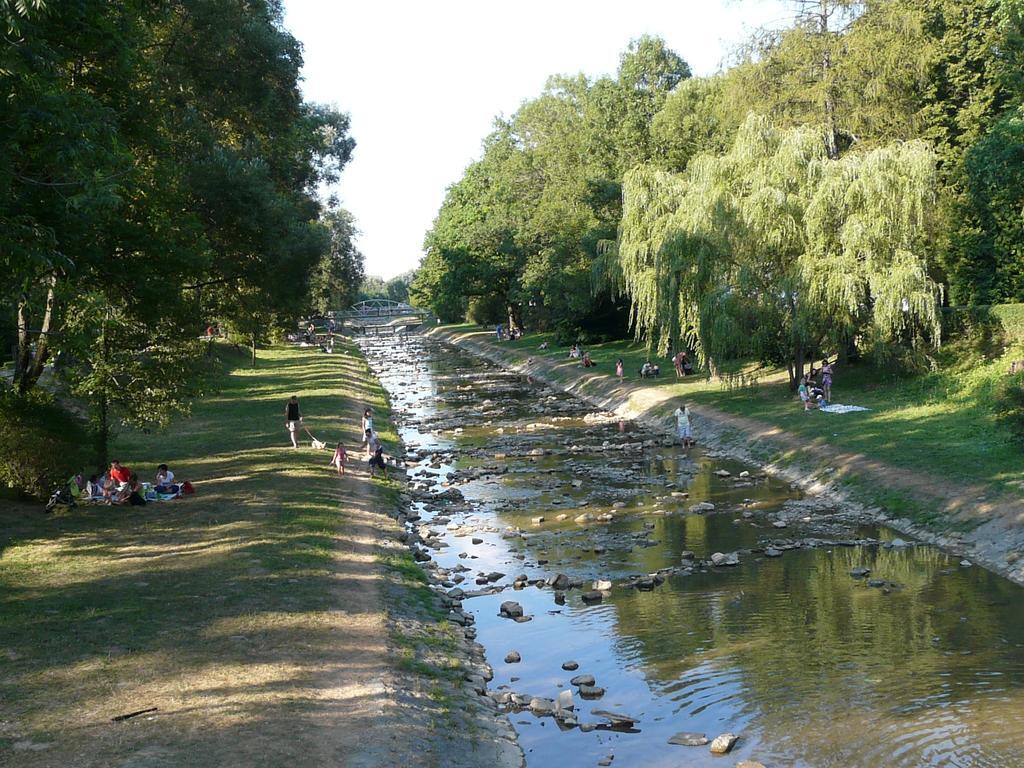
[
  {"xmin": 96, "ymin": 393, "xmax": 109, "ymax": 469},
  {"xmin": 819, "ymin": 0, "xmax": 840, "ymax": 160},
  {"xmin": 20, "ymin": 272, "xmax": 58, "ymax": 394},
  {"xmin": 96, "ymin": 319, "xmax": 110, "ymax": 468},
  {"xmin": 15, "ymin": 297, "xmax": 31, "ymax": 382},
  {"xmin": 251, "ymin": 333, "xmax": 257, "ymax": 367}
]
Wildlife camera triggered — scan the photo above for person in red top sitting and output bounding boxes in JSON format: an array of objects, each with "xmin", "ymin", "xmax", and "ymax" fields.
[{"xmin": 109, "ymin": 460, "xmax": 131, "ymax": 486}]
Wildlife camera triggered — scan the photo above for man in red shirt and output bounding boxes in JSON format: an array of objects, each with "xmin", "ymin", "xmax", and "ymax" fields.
[{"xmin": 110, "ymin": 461, "xmax": 131, "ymax": 485}]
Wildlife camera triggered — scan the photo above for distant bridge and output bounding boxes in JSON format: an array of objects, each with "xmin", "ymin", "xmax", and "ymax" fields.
[{"xmin": 335, "ymin": 299, "xmax": 431, "ymax": 333}]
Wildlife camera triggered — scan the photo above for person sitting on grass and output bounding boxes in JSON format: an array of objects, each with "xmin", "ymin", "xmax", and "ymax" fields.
[
  {"xmin": 582, "ymin": 351, "xmax": 595, "ymax": 368},
  {"xmin": 110, "ymin": 460, "xmax": 131, "ymax": 487},
  {"xmin": 363, "ymin": 428, "xmax": 387, "ymax": 479},
  {"xmin": 568, "ymin": 344, "xmax": 580, "ymax": 359},
  {"xmin": 86, "ymin": 474, "xmax": 104, "ymax": 500},
  {"xmin": 640, "ymin": 361, "xmax": 660, "ymax": 378},
  {"xmin": 329, "ymin": 442, "xmax": 347, "ymax": 477},
  {"xmin": 153, "ymin": 466, "xmax": 178, "ymax": 495}
]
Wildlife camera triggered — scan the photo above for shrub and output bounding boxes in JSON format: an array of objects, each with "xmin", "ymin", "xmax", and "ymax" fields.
[
  {"xmin": 0, "ymin": 391, "xmax": 92, "ymax": 498},
  {"xmin": 994, "ymin": 372, "xmax": 1024, "ymax": 444},
  {"xmin": 992, "ymin": 304, "xmax": 1024, "ymax": 343}
]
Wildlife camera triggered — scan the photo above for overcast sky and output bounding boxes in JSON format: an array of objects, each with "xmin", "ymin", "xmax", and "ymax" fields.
[{"xmin": 282, "ymin": 0, "xmax": 790, "ymax": 280}]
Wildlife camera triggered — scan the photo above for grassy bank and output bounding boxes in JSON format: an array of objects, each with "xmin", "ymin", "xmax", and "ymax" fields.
[
  {"xmin": 441, "ymin": 324, "xmax": 1024, "ymax": 496},
  {"xmin": 0, "ymin": 340, "xmax": 402, "ymax": 767}
]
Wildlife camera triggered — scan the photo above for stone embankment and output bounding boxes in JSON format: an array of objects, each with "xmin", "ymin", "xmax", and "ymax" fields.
[{"xmin": 425, "ymin": 326, "xmax": 1024, "ymax": 587}]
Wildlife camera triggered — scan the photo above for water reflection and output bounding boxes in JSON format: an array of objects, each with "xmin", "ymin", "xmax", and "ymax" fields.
[{"xmin": 362, "ymin": 334, "xmax": 1024, "ymax": 768}]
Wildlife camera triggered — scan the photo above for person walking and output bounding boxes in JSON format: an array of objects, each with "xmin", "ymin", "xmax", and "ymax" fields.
[
  {"xmin": 674, "ymin": 403, "xmax": 694, "ymax": 447},
  {"xmin": 329, "ymin": 442, "xmax": 347, "ymax": 477},
  {"xmin": 615, "ymin": 358, "xmax": 624, "ymax": 382},
  {"xmin": 362, "ymin": 428, "xmax": 387, "ymax": 479},
  {"xmin": 285, "ymin": 396, "xmax": 302, "ymax": 449},
  {"xmin": 361, "ymin": 407, "xmax": 374, "ymax": 437}
]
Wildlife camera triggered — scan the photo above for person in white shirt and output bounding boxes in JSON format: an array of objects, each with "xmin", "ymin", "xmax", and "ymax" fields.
[
  {"xmin": 155, "ymin": 463, "xmax": 176, "ymax": 491},
  {"xmin": 674, "ymin": 404, "xmax": 693, "ymax": 447}
]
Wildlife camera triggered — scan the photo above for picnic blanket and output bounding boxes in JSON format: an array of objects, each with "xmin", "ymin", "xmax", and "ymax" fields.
[{"xmin": 820, "ymin": 403, "xmax": 870, "ymax": 414}]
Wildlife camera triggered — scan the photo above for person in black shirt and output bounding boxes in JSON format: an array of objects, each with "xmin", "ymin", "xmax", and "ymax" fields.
[{"xmin": 284, "ymin": 396, "xmax": 302, "ymax": 449}]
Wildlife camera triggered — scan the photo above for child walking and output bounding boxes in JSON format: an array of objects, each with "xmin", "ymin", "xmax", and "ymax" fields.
[
  {"xmin": 329, "ymin": 442, "xmax": 347, "ymax": 477},
  {"xmin": 616, "ymin": 358, "xmax": 624, "ymax": 382}
]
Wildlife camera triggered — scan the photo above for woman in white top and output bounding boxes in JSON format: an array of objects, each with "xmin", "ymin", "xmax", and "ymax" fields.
[{"xmin": 361, "ymin": 407, "xmax": 374, "ymax": 436}]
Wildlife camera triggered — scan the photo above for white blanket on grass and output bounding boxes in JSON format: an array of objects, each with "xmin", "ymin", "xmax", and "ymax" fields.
[{"xmin": 820, "ymin": 403, "xmax": 870, "ymax": 413}]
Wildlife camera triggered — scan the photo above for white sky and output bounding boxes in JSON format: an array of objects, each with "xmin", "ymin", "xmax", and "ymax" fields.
[{"xmin": 283, "ymin": 0, "xmax": 791, "ymax": 280}]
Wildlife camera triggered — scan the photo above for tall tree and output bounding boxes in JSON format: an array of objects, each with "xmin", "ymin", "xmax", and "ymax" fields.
[
  {"xmin": 309, "ymin": 208, "xmax": 364, "ymax": 314},
  {"xmin": 616, "ymin": 115, "xmax": 942, "ymax": 385}
]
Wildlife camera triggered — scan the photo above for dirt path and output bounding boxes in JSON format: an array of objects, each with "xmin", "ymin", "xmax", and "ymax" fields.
[{"xmin": 429, "ymin": 327, "xmax": 1024, "ymax": 586}]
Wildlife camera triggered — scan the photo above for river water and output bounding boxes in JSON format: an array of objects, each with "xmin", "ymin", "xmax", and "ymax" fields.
[{"xmin": 360, "ymin": 333, "xmax": 1024, "ymax": 768}]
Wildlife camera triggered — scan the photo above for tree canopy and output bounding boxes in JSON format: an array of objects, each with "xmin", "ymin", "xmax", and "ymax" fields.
[{"xmin": 1, "ymin": 0, "xmax": 358, "ymax": 474}]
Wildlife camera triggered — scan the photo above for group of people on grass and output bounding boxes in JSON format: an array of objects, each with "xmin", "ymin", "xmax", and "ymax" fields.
[
  {"xmin": 495, "ymin": 324, "xmax": 522, "ymax": 341},
  {"xmin": 798, "ymin": 359, "xmax": 836, "ymax": 410},
  {"xmin": 568, "ymin": 342, "xmax": 694, "ymax": 383},
  {"xmin": 66, "ymin": 460, "xmax": 184, "ymax": 507},
  {"xmin": 285, "ymin": 397, "xmax": 388, "ymax": 480}
]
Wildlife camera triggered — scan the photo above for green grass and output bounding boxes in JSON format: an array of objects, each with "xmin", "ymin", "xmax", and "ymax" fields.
[
  {"xmin": 0, "ymin": 338, "xmax": 397, "ymax": 767},
  {"xmin": 439, "ymin": 324, "xmax": 1024, "ymax": 496}
]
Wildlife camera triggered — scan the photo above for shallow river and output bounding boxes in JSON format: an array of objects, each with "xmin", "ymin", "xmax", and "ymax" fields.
[{"xmin": 361, "ymin": 333, "xmax": 1024, "ymax": 768}]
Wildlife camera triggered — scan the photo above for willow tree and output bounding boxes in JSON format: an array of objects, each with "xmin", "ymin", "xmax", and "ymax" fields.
[{"xmin": 616, "ymin": 114, "xmax": 942, "ymax": 387}]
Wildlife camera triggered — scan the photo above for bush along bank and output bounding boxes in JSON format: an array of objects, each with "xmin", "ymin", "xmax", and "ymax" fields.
[{"xmin": 425, "ymin": 325, "xmax": 1024, "ymax": 588}]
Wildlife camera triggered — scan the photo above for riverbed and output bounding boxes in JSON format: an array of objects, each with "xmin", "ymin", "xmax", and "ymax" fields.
[{"xmin": 360, "ymin": 333, "xmax": 1024, "ymax": 768}]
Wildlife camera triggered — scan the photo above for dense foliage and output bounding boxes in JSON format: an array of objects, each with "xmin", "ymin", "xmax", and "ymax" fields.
[
  {"xmin": 414, "ymin": 1, "xmax": 1024, "ymax": 373},
  {"xmin": 1, "ymin": 0, "xmax": 358, "ymax": 488}
]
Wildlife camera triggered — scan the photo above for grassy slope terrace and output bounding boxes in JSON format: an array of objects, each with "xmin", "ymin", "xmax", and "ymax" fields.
[
  {"xmin": 429, "ymin": 325, "xmax": 1024, "ymax": 540},
  {"xmin": 0, "ymin": 340, "xmax": 438, "ymax": 767}
]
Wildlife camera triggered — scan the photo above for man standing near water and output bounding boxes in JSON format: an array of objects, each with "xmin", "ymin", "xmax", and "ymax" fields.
[
  {"xmin": 674, "ymin": 403, "xmax": 693, "ymax": 447},
  {"xmin": 284, "ymin": 395, "xmax": 302, "ymax": 449}
]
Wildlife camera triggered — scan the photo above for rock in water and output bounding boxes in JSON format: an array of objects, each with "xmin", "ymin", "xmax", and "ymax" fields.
[
  {"xmin": 570, "ymin": 674, "xmax": 596, "ymax": 686},
  {"xmin": 504, "ymin": 651, "xmax": 521, "ymax": 664},
  {"xmin": 735, "ymin": 762, "xmax": 766, "ymax": 768},
  {"xmin": 529, "ymin": 697, "xmax": 555, "ymax": 715},
  {"xmin": 499, "ymin": 601, "xmax": 524, "ymax": 618},
  {"xmin": 764, "ymin": 548, "xmax": 782, "ymax": 558},
  {"xmin": 709, "ymin": 733, "xmax": 738, "ymax": 754},
  {"xmin": 592, "ymin": 579, "xmax": 613, "ymax": 591},
  {"xmin": 591, "ymin": 709, "xmax": 637, "ymax": 726},
  {"xmin": 667, "ymin": 732, "xmax": 708, "ymax": 746},
  {"xmin": 578, "ymin": 684, "xmax": 605, "ymax": 699},
  {"xmin": 849, "ymin": 567, "xmax": 870, "ymax": 579},
  {"xmin": 547, "ymin": 573, "xmax": 570, "ymax": 590},
  {"xmin": 689, "ymin": 502, "xmax": 715, "ymax": 513},
  {"xmin": 561, "ymin": 660, "xmax": 579, "ymax": 671},
  {"xmin": 581, "ymin": 591, "xmax": 603, "ymax": 604},
  {"xmin": 714, "ymin": 469, "xmax": 731, "ymax": 477}
]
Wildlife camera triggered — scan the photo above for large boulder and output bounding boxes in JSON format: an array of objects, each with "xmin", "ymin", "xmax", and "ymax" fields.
[
  {"xmin": 709, "ymin": 733, "xmax": 739, "ymax": 754},
  {"xmin": 499, "ymin": 601, "xmax": 524, "ymax": 618}
]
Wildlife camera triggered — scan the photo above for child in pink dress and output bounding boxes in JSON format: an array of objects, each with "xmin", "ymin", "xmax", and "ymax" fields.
[{"xmin": 329, "ymin": 442, "xmax": 347, "ymax": 477}]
